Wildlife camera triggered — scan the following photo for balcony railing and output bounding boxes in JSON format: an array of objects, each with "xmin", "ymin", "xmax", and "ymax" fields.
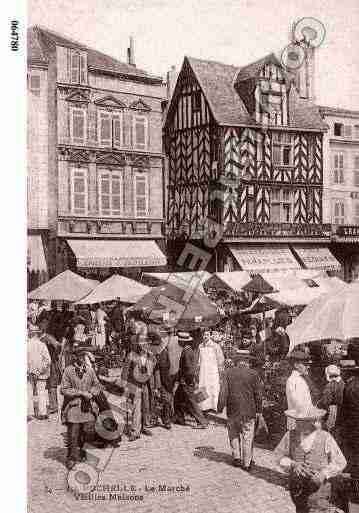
[
  {"xmin": 335, "ymin": 225, "xmax": 359, "ymax": 238},
  {"xmin": 223, "ymin": 222, "xmax": 332, "ymax": 239},
  {"xmin": 58, "ymin": 216, "xmax": 164, "ymax": 238}
]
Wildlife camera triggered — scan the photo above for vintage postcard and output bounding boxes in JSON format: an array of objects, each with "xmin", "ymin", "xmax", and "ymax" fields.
[{"xmin": 19, "ymin": 0, "xmax": 359, "ymax": 512}]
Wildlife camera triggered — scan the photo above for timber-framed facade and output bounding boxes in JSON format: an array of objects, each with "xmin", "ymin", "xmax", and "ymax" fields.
[{"xmin": 164, "ymin": 53, "xmax": 340, "ymax": 274}]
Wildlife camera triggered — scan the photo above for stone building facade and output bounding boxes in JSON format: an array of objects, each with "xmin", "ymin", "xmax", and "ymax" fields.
[
  {"xmin": 320, "ymin": 106, "xmax": 359, "ymax": 281},
  {"xmin": 27, "ymin": 26, "xmax": 167, "ymax": 288}
]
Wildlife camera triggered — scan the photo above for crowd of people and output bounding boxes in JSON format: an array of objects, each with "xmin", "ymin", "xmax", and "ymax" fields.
[{"xmin": 27, "ymin": 297, "xmax": 359, "ymax": 512}]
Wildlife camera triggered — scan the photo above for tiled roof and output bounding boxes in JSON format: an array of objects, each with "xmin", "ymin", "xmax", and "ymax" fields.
[
  {"xmin": 27, "ymin": 26, "xmax": 162, "ymax": 83},
  {"xmin": 186, "ymin": 57, "xmax": 254, "ymax": 126},
  {"xmin": 235, "ymin": 53, "xmax": 283, "ymax": 82},
  {"xmin": 318, "ymin": 105, "xmax": 359, "ymax": 118},
  {"xmin": 289, "ymin": 86, "xmax": 328, "ymax": 130},
  {"xmin": 179, "ymin": 54, "xmax": 326, "ymax": 130}
]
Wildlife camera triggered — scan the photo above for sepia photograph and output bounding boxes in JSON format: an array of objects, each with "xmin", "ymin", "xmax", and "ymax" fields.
[{"xmin": 20, "ymin": 0, "xmax": 359, "ymax": 511}]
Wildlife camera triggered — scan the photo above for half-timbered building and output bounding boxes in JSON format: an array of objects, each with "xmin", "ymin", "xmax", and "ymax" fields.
[
  {"xmin": 164, "ymin": 52, "xmax": 341, "ymax": 274},
  {"xmin": 27, "ymin": 26, "xmax": 167, "ymax": 288}
]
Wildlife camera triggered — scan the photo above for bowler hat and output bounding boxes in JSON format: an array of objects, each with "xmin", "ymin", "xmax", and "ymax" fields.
[
  {"xmin": 285, "ymin": 406, "xmax": 326, "ymax": 421},
  {"xmin": 232, "ymin": 350, "xmax": 255, "ymax": 362}
]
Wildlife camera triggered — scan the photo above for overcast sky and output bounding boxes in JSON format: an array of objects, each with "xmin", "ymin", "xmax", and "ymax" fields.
[{"xmin": 28, "ymin": 0, "xmax": 359, "ymax": 109}]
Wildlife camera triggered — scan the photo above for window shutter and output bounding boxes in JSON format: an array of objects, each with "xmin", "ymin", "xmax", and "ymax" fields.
[
  {"xmin": 134, "ymin": 116, "xmax": 147, "ymax": 150},
  {"xmin": 99, "ymin": 171, "xmax": 111, "ymax": 215},
  {"xmin": 99, "ymin": 111, "xmax": 112, "ymax": 147},
  {"xmin": 123, "ymin": 112, "xmax": 132, "ymax": 147},
  {"xmin": 80, "ymin": 52, "xmax": 88, "ymax": 84},
  {"xmin": 71, "ymin": 168, "xmax": 88, "ymax": 214},
  {"xmin": 272, "ymin": 145, "xmax": 281, "ymax": 165},
  {"xmin": 111, "ymin": 172, "xmax": 122, "ymax": 215},
  {"xmin": 134, "ymin": 173, "xmax": 149, "ymax": 217},
  {"xmin": 71, "ymin": 108, "xmax": 86, "ymax": 144},
  {"xmin": 113, "ymin": 114, "xmax": 122, "ymax": 148},
  {"xmin": 70, "ymin": 51, "xmax": 80, "ymax": 83},
  {"xmin": 341, "ymin": 203, "xmax": 345, "ymax": 218},
  {"xmin": 344, "ymin": 125, "xmax": 352, "ymax": 138}
]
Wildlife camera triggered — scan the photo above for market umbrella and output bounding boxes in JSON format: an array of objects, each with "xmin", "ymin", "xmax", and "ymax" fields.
[
  {"xmin": 133, "ymin": 282, "xmax": 221, "ymax": 331},
  {"xmin": 242, "ymin": 274, "xmax": 277, "ymax": 295},
  {"xmin": 265, "ymin": 286, "xmax": 325, "ymax": 308},
  {"xmin": 76, "ymin": 274, "xmax": 151, "ymax": 305},
  {"xmin": 204, "ymin": 271, "xmax": 251, "ymax": 293},
  {"xmin": 142, "ymin": 271, "xmax": 211, "ymax": 293},
  {"xmin": 287, "ymin": 282, "xmax": 359, "ymax": 353},
  {"xmin": 28, "ymin": 270, "xmax": 99, "ymax": 302}
]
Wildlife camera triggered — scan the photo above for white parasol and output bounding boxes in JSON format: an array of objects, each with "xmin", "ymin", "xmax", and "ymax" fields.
[{"xmin": 287, "ymin": 281, "xmax": 359, "ymax": 353}]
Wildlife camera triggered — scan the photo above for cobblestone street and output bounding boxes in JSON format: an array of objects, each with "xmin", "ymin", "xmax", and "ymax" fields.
[{"xmin": 28, "ymin": 414, "xmax": 295, "ymax": 513}]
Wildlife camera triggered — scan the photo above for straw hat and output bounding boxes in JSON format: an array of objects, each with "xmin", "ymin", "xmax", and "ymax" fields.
[
  {"xmin": 177, "ymin": 331, "xmax": 193, "ymax": 344},
  {"xmin": 285, "ymin": 406, "xmax": 326, "ymax": 421}
]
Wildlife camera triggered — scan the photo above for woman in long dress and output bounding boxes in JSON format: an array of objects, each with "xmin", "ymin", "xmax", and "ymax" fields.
[
  {"xmin": 198, "ymin": 331, "xmax": 224, "ymax": 412},
  {"xmin": 95, "ymin": 303, "xmax": 108, "ymax": 349}
]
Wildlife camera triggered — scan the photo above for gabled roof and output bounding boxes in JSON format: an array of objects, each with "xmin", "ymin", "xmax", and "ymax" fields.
[
  {"xmin": 27, "ymin": 26, "xmax": 162, "ymax": 84},
  {"xmin": 186, "ymin": 56, "xmax": 253, "ymax": 126},
  {"xmin": 235, "ymin": 53, "xmax": 284, "ymax": 83},
  {"xmin": 167, "ymin": 53, "xmax": 327, "ymax": 131}
]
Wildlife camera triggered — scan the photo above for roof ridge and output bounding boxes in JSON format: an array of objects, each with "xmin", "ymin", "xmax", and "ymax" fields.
[
  {"xmin": 186, "ymin": 55, "xmax": 239, "ymax": 70},
  {"xmin": 29, "ymin": 25, "xmax": 162, "ymax": 81}
]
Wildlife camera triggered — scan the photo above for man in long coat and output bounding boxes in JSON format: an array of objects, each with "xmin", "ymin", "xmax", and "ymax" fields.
[
  {"xmin": 217, "ymin": 350, "xmax": 263, "ymax": 470},
  {"xmin": 173, "ymin": 332, "xmax": 208, "ymax": 429},
  {"xmin": 60, "ymin": 346, "xmax": 102, "ymax": 469}
]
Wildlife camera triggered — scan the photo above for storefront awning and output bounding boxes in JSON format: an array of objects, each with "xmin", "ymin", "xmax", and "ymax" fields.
[
  {"xmin": 67, "ymin": 239, "xmax": 167, "ymax": 268},
  {"xmin": 229, "ymin": 245, "xmax": 301, "ymax": 273},
  {"xmin": 28, "ymin": 235, "xmax": 48, "ymax": 273},
  {"xmin": 291, "ymin": 246, "xmax": 341, "ymax": 272}
]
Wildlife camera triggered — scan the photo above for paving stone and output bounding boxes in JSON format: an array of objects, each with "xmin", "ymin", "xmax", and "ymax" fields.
[{"xmin": 28, "ymin": 416, "xmax": 295, "ymax": 513}]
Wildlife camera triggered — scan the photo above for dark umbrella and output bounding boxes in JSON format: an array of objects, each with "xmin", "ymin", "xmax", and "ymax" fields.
[
  {"xmin": 242, "ymin": 275, "xmax": 279, "ymax": 356},
  {"xmin": 133, "ymin": 282, "xmax": 221, "ymax": 331},
  {"xmin": 242, "ymin": 274, "xmax": 277, "ymax": 295}
]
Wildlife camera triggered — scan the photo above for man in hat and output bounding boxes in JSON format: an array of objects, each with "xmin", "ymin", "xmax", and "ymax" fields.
[
  {"xmin": 121, "ymin": 332, "xmax": 156, "ymax": 441},
  {"xmin": 173, "ymin": 332, "xmax": 208, "ymax": 429},
  {"xmin": 60, "ymin": 346, "xmax": 103, "ymax": 469},
  {"xmin": 217, "ymin": 350, "xmax": 263, "ymax": 470},
  {"xmin": 110, "ymin": 298, "xmax": 125, "ymax": 335},
  {"xmin": 341, "ymin": 363, "xmax": 359, "ymax": 480},
  {"xmin": 28, "ymin": 323, "xmax": 51, "ymax": 420},
  {"xmin": 274, "ymin": 405, "xmax": 347, "ymax": 513},
  {"xmin": 317, "ymin": 365, "xmax": 344, "ymax": 441},
  {"xmin": 286, "ymin": 351, "xmax": 313, "ymax": 430}
]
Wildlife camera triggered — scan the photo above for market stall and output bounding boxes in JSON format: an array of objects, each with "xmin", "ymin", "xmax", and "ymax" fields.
[{"xmin": 28, "ymin": 270, "xmax": 99, "ymax": 302}]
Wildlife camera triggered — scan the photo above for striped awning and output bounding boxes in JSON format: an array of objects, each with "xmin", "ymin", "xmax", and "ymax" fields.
[
  {"xmin": 67, "ymin": 239, "xmax": 167, "ymax": 268},
  {"xmin": 28, "ymin": 235, "xmax": 47, "ymax": 273},
  {"xmin": 229, "ymin": 245, "xmax": 301, "ymax": 273},
  {"xmin": 291, "ymin": 246, "xmax": 341, "ymax": 272}
]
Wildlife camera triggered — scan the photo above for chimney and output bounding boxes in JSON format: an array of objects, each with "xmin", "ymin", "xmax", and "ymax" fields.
[
  {"xmin": 166, "ymin": 65, "xmax": 179, "ymax": 101},
  {"xmin": 127, "ymin": 36, "xmax": 135, "ymax": 67}
]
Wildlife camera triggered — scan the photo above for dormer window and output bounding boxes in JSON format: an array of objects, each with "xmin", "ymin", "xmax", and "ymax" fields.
[{"xmin": 69, "ymin": 49, "xmax": 88, "ymax": 85}]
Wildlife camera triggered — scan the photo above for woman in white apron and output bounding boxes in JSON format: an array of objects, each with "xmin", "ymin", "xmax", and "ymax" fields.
[
  {"xmin": 198, "ymin": 331, "xmax": 224, "ymax": 412},
  {"xmin": 95, "ymin": 303, "xmax": 108, "ymax": 349}
]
